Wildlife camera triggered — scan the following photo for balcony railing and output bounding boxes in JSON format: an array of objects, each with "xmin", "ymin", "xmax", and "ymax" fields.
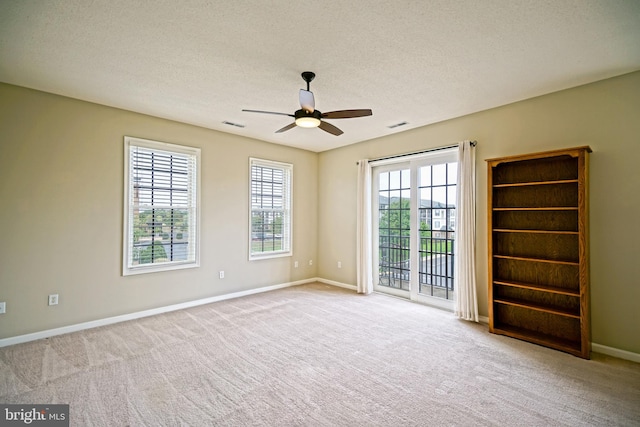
[{"xmin": 379, "ymin": 234, "xmax": 455, "ymax": 300}]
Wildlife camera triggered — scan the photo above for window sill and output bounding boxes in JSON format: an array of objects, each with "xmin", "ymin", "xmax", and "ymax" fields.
[
  {"xmin": 249, "ymin": 251, "xmax": 292, "ymax": 261},
  {"xmin": 123, "ymin": 261, "xmax": 199, "ymax": 276}
]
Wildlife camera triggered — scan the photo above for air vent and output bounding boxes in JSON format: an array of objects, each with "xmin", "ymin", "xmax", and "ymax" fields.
[
  {"xmin": 223, "ymin": 121, "xmax": 245, "ymax": 128},
  {"xmin": 387, "ymin": 121, "xmax": 408, "ymax": 129}
]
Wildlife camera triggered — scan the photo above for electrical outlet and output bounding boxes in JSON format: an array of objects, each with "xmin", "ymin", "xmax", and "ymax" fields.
[
  {"xmin": 308, "ymin": 260, "xmax": 313, "ymax": 266},
  {"xmin": 338, "ymin": 261, "xmax": 342, "ymax": 269},
  {"xmin": 0, "ymin": 302, "xmax": 5, "ymax": 314},
  {"xmin": 219, "ymin": 271, "xmax": 225, "ymax": 279},
  {"xmin": 48, "ymin": 294, "xmax": 59, "ymax": 306},
  {"xmin": 294, "ymin": 261, "xmax": 299, "ymax": 268}
]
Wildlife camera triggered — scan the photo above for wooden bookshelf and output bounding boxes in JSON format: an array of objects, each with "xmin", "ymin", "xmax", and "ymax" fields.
[{"xmin": 487, "ymin": 147, "xmax": 591, "ymax": 358}]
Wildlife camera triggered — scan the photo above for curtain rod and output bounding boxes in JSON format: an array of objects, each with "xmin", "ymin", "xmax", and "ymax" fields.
[{"xmin": 357, "ymin": 141, "xmax": 476, "ymax": 165}]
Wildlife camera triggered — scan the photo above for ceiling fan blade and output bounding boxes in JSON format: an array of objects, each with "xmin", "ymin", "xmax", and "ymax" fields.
[
  {"xmin": 275, "ymin": 122, "xmax": 297, "ymax": 133},
  {"xmin": 242, "ymin": 109, "xmax": 294, "ymax": 117},
  {"xmin": 299, "ymin": 89, "xmax": 315, "ymax": 112},
  {"xmin": 321, "ymin": 109, "xmax": 372, "ymax": 119},
  {"xmin": 318, "ymin": 121, "xmax": 344, "ymax": 136}
]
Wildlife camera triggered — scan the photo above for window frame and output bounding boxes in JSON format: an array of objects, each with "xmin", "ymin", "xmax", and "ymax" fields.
[
  {"xmin": 123, "ymin": 136, "xmax": 201, "ymax": 276},
  {"xmin": 248, "ymin": 157, "xmax": 293, "ymax": 261}
]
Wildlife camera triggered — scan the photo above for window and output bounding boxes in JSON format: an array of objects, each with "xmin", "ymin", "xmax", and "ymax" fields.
[
  {"xmin": 123, "ymin": 136, "xmax": 200, "ymax": 275},
  {"xmin": 249, "ymin": 158, "xmax": 292, "ymax": 260}
]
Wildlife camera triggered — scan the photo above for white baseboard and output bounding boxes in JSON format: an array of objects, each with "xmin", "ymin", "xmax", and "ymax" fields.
[
  {"xmin": 3, "ymin": 278, "xmax": 639, "ymax": 364},
  {"xmin": 592, "ymin": 342, "xmax": 640, "ymax": 363},
  {"xmin": 316, "ymin": 277, "xmax": 357, "ymax": 291},
  {"xmin": 0, "ymin": 278, "xmax": 315, "ymax": 348}
]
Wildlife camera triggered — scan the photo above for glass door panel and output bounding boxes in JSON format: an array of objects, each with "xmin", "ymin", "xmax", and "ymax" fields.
[
  {"xmin": 417, "ymin": 163, "xmax": 457, "ymax": 300},
  {"xmin": 377, "ymin": 167, "xmax": 411, "ymax": 291}
]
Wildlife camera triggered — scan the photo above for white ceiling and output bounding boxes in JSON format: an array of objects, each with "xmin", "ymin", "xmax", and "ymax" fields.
[{"xmin": 1, "ymin": 1, "xmax": 639, "ymax": 152}]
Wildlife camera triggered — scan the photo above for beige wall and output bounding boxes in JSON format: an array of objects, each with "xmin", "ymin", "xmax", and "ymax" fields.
[
  {"xmin": 2, "ymin": 71, "xmax": 639, "ymax": 355},
  {"xmin": 318, "ymin": 71, "xmax": 640, "ymax": 355},
  {"xmin": 0, "ymin": 83, "xmax": 318, "ymax": 338}
]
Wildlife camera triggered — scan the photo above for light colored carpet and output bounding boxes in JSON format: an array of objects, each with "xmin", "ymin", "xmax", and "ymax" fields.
[{"xmin": 1, "ymin": 283, "xmax": 639, "ymax": 426}]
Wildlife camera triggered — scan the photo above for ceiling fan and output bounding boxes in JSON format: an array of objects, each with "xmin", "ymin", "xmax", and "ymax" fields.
[{"xmin": 242, "ymin": 71, "xmax": 372, "ymax": 136}]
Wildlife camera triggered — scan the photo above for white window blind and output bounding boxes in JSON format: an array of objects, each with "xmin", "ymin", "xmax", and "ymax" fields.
[
  {"xmin": 249, "ymin": 158, "xmax": 292, "ymax": 260},
  {"xmin": 123, "ymin": 136, "xmax": 200, "ymax": 275}
]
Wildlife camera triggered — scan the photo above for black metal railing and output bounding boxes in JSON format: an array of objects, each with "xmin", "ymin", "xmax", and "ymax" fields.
[
  {"xmin": 378, "ymin": 233, "xmax": 455, "ymax": 299},
  {"xmin": 419, "ymin": 233, "xmax": 454, "ymax": 299},
  {"xmin": 379, "ymin": 235, "xmax": 410, "ymax": 290}
]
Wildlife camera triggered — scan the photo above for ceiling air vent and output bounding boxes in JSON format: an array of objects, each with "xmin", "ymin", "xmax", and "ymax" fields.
[
  {"xmin": 223, "ymin": 121, "xmax": 245, "ymax": 128},
  {"xmin": 387, "ymin": 121, "xmax": 408, "ymax": 129}
]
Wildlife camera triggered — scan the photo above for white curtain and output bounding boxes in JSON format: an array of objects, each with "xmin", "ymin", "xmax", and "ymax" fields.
[
  {"xmin": 454, "ymin": 141, "xmax": 479, "ymax": 321},
  {"xmin": 356, "ymin": 160, "xmax": 373, "ymax": 294}
]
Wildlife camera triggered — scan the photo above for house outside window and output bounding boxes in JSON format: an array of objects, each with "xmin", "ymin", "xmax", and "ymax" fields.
[
  {"xmin": 249, "ymin": 158, "xmax": 292, "ymax": 260},
  {"xmin": 123, "ymin": 136, "xmax": 200, "ymax": 275}
]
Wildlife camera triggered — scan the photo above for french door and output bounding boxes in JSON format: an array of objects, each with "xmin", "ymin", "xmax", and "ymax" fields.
[{"xmin": 373, "ymin": 150, "xmax": 457, "ymax": 308}]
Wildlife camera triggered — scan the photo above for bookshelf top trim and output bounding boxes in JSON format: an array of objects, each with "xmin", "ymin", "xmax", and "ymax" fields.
[{"xmin": 485, "ymin": 146, "xmax": 592, "ymax": 165}]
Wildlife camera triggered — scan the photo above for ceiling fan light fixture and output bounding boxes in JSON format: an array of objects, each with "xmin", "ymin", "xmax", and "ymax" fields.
[
  {"xmin": 294, "ymin": 109, "xmax": 322, "ymax": 128},
  {"xmin": 295, "ymin": 116, "xmax": 321, "ymax": 128}
]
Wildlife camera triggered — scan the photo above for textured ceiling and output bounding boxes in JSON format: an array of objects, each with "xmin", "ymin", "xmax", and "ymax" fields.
[{"xmin": 1, "ymin": 1, "xmax": 639, "ymax": 152}]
